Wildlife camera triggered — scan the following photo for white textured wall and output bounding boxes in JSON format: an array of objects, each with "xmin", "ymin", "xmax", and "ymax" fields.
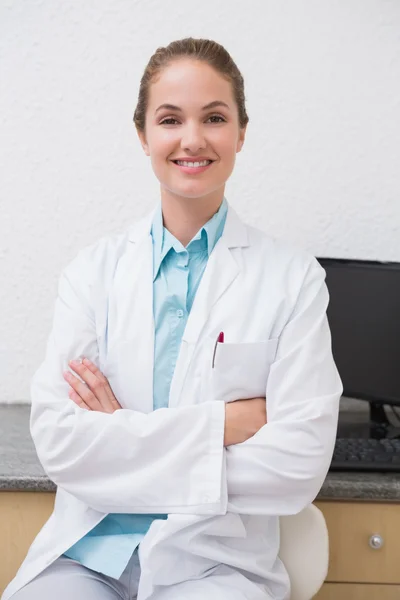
[{"xmin": 1, "ymin": 0, "xmax": 399, "ymax": 403}]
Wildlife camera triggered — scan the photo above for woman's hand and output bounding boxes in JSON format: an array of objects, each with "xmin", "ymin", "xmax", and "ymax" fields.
[
  {"xmin": 63, "ymin": 357, "xmax": 122, "ymax": 413},
  {"xmin": 224, "ymin": 397, "xmax": 267, "ymax": 446}
]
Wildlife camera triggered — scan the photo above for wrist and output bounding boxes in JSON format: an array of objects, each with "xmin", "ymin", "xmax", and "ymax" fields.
[{"xmin": 223, "ymin": 402, "xmax": 236, "ymax": 447}]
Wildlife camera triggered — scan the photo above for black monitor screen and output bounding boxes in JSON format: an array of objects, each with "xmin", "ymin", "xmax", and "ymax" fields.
[{"xmin": 317, "ymin": 258, "xmax": 400, "ymax": 406}]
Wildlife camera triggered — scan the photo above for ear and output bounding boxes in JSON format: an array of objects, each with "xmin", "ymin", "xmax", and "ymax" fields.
[
  {"xmin": 136, "ymin": 127, "xmax": 150, "ymax": 156},
  {"xmin": 236, "ymin": 125, "xmax": 247, "ymax": 153}
]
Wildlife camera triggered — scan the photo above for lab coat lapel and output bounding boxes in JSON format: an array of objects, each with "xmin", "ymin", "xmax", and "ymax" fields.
[
  {"xmin": 184, "ymin": 205, "xmax": 249, "ymax": 345},
  {"xmin": 168, "ymin": 205, "xmax": 249, "ymax": 406},
  {"xmin": 107, "ymin": 213, "xmax": 155, "ymax": 413}
]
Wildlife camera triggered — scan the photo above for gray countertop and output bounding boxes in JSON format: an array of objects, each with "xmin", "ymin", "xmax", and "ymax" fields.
[{"xmin": 1, "ymin": 404, "xmax": 400, "ymax": 501}]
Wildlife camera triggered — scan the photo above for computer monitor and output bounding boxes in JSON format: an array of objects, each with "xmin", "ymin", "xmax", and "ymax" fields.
[{"xmin": 317, "ymin": 258, "xmax": 400, "ymax": 408}]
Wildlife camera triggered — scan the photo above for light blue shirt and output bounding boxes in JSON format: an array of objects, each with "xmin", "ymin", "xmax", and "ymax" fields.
[{"xmin": 63, "ymin": 198, "xmax": 228, "ymax": 579}]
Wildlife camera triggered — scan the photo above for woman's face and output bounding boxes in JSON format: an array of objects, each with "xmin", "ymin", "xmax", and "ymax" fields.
[{"xmin": 137, "ymin": 59, "xmax": 246, "ymax": 204}]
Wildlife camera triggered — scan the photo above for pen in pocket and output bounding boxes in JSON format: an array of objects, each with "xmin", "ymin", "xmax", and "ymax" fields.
[{"xmin": 212, "ymin": 331, "xmax": 224, "ymax": 368}]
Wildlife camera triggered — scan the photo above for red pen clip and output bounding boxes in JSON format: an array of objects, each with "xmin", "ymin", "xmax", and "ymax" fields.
[{"xmin": 212, "ymin": 331, "xmax": 224, "ymax": 368}]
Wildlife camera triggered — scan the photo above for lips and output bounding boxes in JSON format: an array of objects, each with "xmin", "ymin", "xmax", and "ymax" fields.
[
  {"xmin": 171, "ymin": 159, "xmax": 214, "ymax": 167},
  {"xmin": 171, "ymin": 160, "xmax": 214, "ymax": 174}
]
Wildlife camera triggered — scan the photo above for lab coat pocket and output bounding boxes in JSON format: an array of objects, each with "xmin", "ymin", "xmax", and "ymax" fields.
[{"xmin": 209, "ymin": 339, "xmax": 279, "ymax": 403}]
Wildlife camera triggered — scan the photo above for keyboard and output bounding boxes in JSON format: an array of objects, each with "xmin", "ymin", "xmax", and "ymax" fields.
[{"xmin": 330, "ymin": 437, "xmax": 400, "ymax": 472}]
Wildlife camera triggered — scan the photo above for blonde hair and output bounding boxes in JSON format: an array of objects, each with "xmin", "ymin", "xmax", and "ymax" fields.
[{"xmin": 133, "ymin": 37, "xmax": 249, "ymax": 132}]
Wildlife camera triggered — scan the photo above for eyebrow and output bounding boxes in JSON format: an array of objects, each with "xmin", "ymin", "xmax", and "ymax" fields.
[{"xmin": 155, "ymin": 100, "xmax": 230, "ymax": 115}]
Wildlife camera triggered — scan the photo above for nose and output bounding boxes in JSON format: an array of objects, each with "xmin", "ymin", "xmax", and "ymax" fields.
[{"xmin": 180, "ymin": 122, "xmax": 206, "ymax": 153}]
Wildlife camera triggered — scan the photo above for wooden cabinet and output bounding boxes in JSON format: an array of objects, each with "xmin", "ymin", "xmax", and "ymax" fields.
[
  {"xmin": 1, "ymin": 493, "xmax": 400, "ymax": 598},
  {"xmin": 315, "ymin": 500, "xmax": 400, "ymax": 598},
  {"xmin": 315, "ymin": 583, "xmax": 400, "ymax": 599},
  {"xmin": 0, "ymin": 492, "xmax": 55, "ymax": 594}
]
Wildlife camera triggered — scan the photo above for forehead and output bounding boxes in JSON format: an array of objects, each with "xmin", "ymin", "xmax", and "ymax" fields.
[{"xmin": 147, "ymin": 59, "xmax": 234, "ymax": 109}]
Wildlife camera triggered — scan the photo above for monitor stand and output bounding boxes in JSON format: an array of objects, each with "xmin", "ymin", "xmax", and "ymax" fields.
[{"xmin": 369, "ymin": 402, "xmax": 400, "ymax": 439}]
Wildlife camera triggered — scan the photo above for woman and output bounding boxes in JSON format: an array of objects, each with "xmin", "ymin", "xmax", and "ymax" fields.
[{"xmin": 3, "ymin": 38, "xmax": 342, "ymax": 600}]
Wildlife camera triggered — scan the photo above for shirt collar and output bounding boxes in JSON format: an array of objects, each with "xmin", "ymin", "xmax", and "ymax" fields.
[{"xmin": 151, "ymin": 197, "xmax": 228, "ymax": 281}]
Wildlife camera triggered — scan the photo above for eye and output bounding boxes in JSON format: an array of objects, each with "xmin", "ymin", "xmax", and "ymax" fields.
[
  {"xmin": 159, "ymin": 117, "xmax": 179, "ymax": 125},
  {"xmin": 206, "ymin": 115, "xmax": 226, "ymax": 123}
]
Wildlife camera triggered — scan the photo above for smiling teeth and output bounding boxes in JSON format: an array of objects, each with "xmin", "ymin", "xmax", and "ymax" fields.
[{"xmin": 176, "ymin": 160, "xmax": 211, "ymax": 167}]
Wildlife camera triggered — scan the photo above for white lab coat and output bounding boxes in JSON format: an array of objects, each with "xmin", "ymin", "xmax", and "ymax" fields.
[{"xmin": 2, "ymin": 203, "xmax": 342, "ymax": 600}]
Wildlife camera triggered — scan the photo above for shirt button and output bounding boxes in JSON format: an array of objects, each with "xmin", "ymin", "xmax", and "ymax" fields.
[{"xmin": 176, "ymin": 309, "xmax": 184, "ymax": 318}]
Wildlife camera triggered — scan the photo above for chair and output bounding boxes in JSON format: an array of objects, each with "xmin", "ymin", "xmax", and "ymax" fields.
[{"xmin": 279, "ymin": 504, "xmax": 329, "ymax": 600}]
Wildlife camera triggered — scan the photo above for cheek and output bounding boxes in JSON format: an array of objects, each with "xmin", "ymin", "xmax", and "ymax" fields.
[
  {"xmin": 149, "ymin": 129, "xmax": 177, "ymax": 156},
  {"xmin": 218, "ymin": 142, "xmax": 238, "ymax": 167},
  {"xmin": 212, "ymin": 130, "xmax": 240, "ymax": 159},
  {"xmin": 148, "ymin": 136, "xmax": 176, "ymax": 178}
]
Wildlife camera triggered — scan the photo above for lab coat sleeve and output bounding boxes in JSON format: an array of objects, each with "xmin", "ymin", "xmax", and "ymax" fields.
[
  {"xmin": 226, "ymin": 257, "xmax": 343, "ymax": 515},
  {"xmin": 30, "ymin": 248, "xmax": 227, "ymax": 516}
]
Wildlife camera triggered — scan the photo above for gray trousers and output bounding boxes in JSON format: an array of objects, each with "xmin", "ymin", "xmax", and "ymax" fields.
[
  {"xmin": 10, "ymin": 551, "xmax": 272, "ymax": 600},
  {"xmin": 10, "ymin": 552, "xmax": 141, "ymax": 600}
]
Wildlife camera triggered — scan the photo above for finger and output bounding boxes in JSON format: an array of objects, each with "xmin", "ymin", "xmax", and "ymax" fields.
[
  {"xmin": 63, "ymin": 370, "xmax": 102, "ymax": 411},
  {"xmin": 110, "ymin": 397, "xmax": 122, "ymax": 409},
  {"xmin": 81, "ymin": 358, "xmax": 108, "ymax": 383},
  {"xmin": 68, "ymin": 361, "xmax": 115, "ymax": 412},
  {"xmin": 82, "ymin": 358, "xmax": 122, "ymax": 411},
  {"xmin": 69, "ymin": 388, "xmax": 91, "ymax": 410}
]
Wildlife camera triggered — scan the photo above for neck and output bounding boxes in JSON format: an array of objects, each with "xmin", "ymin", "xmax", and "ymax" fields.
[{"xmin": 160, "ymin": 188, "xmax": 225, "ymax": 247}]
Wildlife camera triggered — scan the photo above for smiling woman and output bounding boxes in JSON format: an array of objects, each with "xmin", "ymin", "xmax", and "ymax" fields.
[
  {"xmin": 3, "ymin": 37, "xmax": 342, "ymax": 600},
  {"xmin": 132, "ymin": 38, "xmax": 248, "ymax": 245},
  {"xmin": 137, "ymin": 61, "xmax": 245, "ymax": 197}
]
